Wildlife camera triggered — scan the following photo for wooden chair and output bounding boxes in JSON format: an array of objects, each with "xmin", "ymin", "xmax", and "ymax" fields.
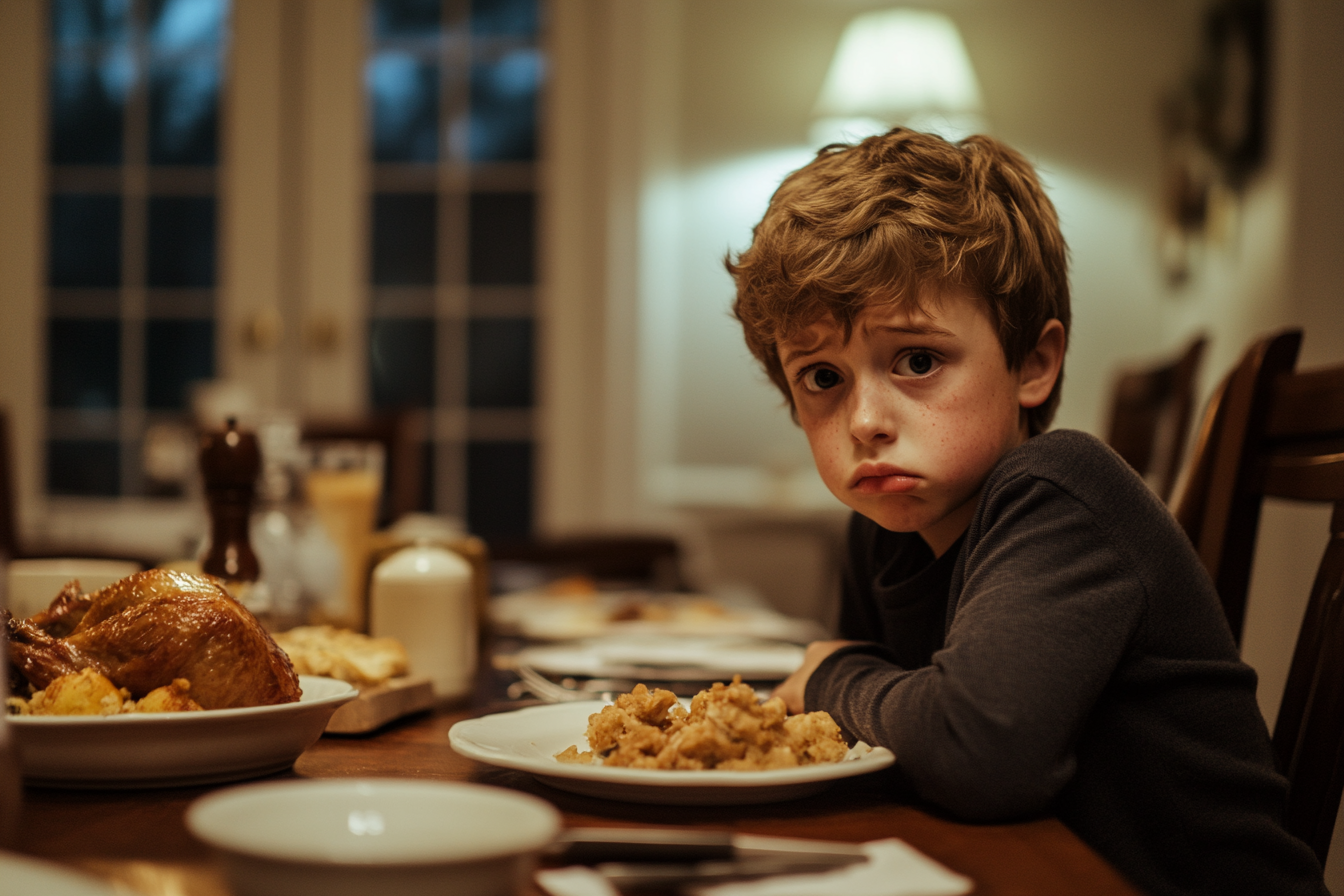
[
  {"xmin": 1171, "ymin": 327, "xmax": 1344, "ymax": 862},
  {"xmin": 1172, "ymin": 331, "xmax": 1301, "ymax": 642},
  {"xmin": 1106, "ymin": 334, "xmax": 1207, "ymax": 502},
  {"xmin": 488, "ymin": 535, "xmax": 684, "ymax": 592}
]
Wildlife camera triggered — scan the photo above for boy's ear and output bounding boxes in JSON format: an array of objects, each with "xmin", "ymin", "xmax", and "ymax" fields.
[{"xmin": 1017, "ymin": 319, "xmax": 1066, "ymax": 409}]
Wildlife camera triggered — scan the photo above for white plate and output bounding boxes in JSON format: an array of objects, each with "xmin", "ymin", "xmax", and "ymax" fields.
[
  {"xmin": 8, "ymin": 676, "xmax": 357, "ymax": 789},
  {"xmin": 448, "ymin": 702, "xmax": 895, "ymax": 805},
  {"xmin": 0, "ymin": 852, "xmax": 119, "ymax": 896},
  {"xmin": 509, "ymin": 636, "xmax": 806, "ymax": 682},
  {"xmin": 491, "ymin": 591, "xmax": 825, "ymax": 643}
]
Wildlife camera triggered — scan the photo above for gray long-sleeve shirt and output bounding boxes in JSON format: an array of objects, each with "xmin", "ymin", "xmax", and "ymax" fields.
[{"xmin": 806, "ymin": 430, "xmax": 1325, "ymax": 896}]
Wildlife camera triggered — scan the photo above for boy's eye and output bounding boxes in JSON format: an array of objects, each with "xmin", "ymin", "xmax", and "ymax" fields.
[
  {"xmin": 801, "ymin": 367, "xmax": 842, "ymax": 392},
  {"xmin": 895, "ymin": 351, "xmax": 940, "ymax": 377}
]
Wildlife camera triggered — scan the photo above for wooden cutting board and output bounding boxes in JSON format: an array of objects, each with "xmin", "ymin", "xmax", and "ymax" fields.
[{"xmin": 324, "ymin": 676, "xmax": 436, "ymax": 735}]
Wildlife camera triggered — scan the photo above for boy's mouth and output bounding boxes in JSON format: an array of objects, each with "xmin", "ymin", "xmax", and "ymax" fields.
[{"xmin": 850, "ymin": 463, "xmax": 920, "ymax": 494}]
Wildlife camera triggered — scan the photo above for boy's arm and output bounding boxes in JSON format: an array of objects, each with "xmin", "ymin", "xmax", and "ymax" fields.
[
  {"xmin": 774, "ymin": 639, "xmax": 859, "ymax": 714},
  {"xmin": 805, "ymin": 473, "xmax": 1148, "ymax": 822}
]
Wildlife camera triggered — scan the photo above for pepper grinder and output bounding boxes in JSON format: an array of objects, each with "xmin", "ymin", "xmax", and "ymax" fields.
[{"xmin": 199, "ymin": 417, "xmax": 261, "ymax": 587}]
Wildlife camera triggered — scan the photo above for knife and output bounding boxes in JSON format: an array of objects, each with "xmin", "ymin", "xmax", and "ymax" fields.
[
  {"xmin": 594, "ymin": 858, "xmax": 862, "ymax": 892},
  {"xmin": 549, "ymin": 827, "xmax": 867, "ymax": 867}
]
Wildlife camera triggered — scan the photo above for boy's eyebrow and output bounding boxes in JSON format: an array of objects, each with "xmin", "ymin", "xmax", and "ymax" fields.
[
  {"xmin": 780, "ymin": 343, "xmax": 826, "ymax": 367},
  {"xmin": 780, "ymin": 322, "xmax": 957, "ymax": 367},
  {"xmin": 867, "ymin": 323, "xmax": 958, "ymax": 339}
]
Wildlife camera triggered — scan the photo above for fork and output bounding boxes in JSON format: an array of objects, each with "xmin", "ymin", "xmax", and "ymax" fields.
[{"xmin": 510, "ymin": 665, "xmax": 605, "ymax": 703}]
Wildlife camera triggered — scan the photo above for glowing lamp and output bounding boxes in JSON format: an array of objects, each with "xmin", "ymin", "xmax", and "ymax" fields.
[{"xmin": 811, "ymin": 8, "xmax": 985, "ymax": 145}]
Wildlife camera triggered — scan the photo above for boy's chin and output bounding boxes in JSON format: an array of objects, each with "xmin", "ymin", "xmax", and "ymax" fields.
[
  {"xmin": 845, "ymin": 500, "xmax": 930, "ymax": 534},
  {"xmin": 845, "ymin": 494, "xmax": 968, "ymax": 540}
]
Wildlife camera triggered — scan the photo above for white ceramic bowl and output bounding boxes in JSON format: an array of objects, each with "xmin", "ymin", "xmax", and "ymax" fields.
[
  {"xmin": 5, "ymin": 557, "xmax": 142, "ymax": 619},
  {"xmin": 186, "ymin": 779, "xmax": 562, "ymax": 896},
  {"xmin": 11, "ymin": 676, "xmax": 358, "ymax": 789}
]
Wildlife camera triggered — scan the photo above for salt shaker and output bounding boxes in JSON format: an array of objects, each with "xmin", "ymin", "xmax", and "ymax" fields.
[{"xmin": 369, "ymin": 543, "xmax": 476, "ymax": 700}]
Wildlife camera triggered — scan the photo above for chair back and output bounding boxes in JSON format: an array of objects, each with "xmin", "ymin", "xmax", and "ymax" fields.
[
  {"xmin": 489, "ymin": 535, "xmax": 684, "ymax": 592},
  {"xmin": 1107, "ymin": 335, "xmax": 1207, "ymax": 502},
  {"xmin": 1172, "ymin": 331, "xmax": 1301, "ymax": 641},
  {"xmin": 1172, "ymin": 328, "xmax": 1344, "ymax": 862}
]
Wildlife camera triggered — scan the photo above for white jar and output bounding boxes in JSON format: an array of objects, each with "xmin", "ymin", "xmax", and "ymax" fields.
[{"xmin": 369, "ymin": 543, "xmax": 476, "ymax": 699}]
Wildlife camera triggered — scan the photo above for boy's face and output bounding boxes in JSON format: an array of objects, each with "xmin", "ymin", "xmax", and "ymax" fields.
[{"xmin": 780, "ymin": 285, "xmax": 1046, "ymax": 556}]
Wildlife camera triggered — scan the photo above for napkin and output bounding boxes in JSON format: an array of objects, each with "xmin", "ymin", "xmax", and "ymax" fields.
[
  {"xmin": 535, "ymin": 838, "xmax": 973, "ymax": 896},
  {"xmin": 535, "ymin": 865, "xmax": 620, "ymax": 896}
]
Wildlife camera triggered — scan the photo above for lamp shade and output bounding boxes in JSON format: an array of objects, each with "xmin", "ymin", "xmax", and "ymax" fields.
[{"xmin": 813, "ymin": 9, "xmax": 983, "ymax": 123}]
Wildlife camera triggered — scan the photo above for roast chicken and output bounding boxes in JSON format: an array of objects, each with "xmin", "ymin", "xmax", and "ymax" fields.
[{"xmin": 5, "ymin": 569, "xmax": 301, "ymax": 709}]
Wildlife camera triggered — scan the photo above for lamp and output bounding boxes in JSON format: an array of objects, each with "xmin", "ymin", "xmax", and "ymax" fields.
[{"xmin": 811, "ymin": 8, "xmax": 985, "ymax": 146}]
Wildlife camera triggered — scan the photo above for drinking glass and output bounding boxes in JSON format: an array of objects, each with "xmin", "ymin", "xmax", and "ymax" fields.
[{"xmin": 303, "ymin": 441, "xmax": 384, "ymax": 631}]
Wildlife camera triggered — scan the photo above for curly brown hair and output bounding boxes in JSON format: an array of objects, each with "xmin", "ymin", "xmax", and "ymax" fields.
[{"xmin": 726, "ymin": 128, "xmax": 1070, "ymax": 436}]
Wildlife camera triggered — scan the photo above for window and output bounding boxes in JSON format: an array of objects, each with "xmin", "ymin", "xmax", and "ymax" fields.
[
  {"xmin": 34, "ymin": 0, "xmax": 543, "ymax": 543},
  {"xmin": 45, "ymin": 0, "xmax": 228, "ymax": 498},
  {"xmin": 366, "ymin": 0, "xmax": 543, "ymax": 539}
]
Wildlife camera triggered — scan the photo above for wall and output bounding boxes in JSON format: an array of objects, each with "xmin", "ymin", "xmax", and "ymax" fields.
[{"xmin": 664, "ymin": 0, "xmax": 1258, "ymax": 489}]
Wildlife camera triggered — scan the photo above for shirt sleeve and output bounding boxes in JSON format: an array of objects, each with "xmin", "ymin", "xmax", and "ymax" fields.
[{"xmin": 805, "ymin": 472, "xmax": 1148, "ymax": 822}]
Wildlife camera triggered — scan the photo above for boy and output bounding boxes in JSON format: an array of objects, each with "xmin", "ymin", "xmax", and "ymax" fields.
[{"xmin": 727, "ymin": 129, "xmax": 1325, "ymax": 896}]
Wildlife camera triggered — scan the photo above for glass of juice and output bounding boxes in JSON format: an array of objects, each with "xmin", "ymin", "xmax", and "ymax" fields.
[{"xmin": 303, "ymin": 441, "xmax": 385, "ymax": 631}]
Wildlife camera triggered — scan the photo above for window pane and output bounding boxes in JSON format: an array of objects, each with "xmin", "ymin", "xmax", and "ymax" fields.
[
  {"xmin": 372, "ymin": 193, "xmax": 437, "ymax": 285},
  {"xmin": 49, "ymin": 51, "xmax": 130, "ymax": 165},
  {"xmin": 370, "ymin": 318, "xmax": 435, "ymax": 408},
  {"xmin": 49, "ymin": 194, "xmax": 122, "ymax": 288},
  {"xmin": 148, "ymin": 0, "xmax": 227, "ymax": 50},
  {"xmin": 468, "ymin": 49, "xmax": 540, "ymax": 162},
  {"xmin": 148, "ymin": 57, "xmax": 221, "ymax": 164},
  {"xmin": 51, "ymin": 0, "xmax": 131, "ymax": 46},
  {"xmin": 47, "ymin": 439, "xmax": 121, "ymax": 496},
  {"xmin": 467, "ymin": 440, "xmax": 532, "ymax": 538},
  {"xmin": 467, "ymin": 318, "xmax": 532, "ymax": 407},
  {"xmin": 470, "ymin": 0, "xmax": 538, "ymax": 37},
  {"xmin": 48, "ymin": 319, "xmax": 121, "ymax": 409},
  {"xmin": 147, "ymin": 195, "xmax": 216, "ymax": 287},
  {"xmin": 368, "ymin": 51, "xmax": 439, "ymax": 163},
  {"xmin": 468, "ymin": 192, "xmax": 533, "ymax": 284},
  {"xmin": 373, "ymin": 0, "xmax": 441, "ymax": 39},
  {"xmin": 145, "ymin": 319, "xmax": 214, "ymax": 409}
]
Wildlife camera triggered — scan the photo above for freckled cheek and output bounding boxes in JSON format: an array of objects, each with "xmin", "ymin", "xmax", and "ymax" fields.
[
  {"xmin": 803, "ymin": 418, "xmax": 852, "ymax": 487},
  {"xmin": 920, "ymin": 404, "xmax": 1004, "ymax": 481}
]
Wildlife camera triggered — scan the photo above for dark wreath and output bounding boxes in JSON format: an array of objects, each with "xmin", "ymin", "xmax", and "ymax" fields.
[{"xmin": 1193, "ymin": 0, "xmax": 1270, "ymax": 189}]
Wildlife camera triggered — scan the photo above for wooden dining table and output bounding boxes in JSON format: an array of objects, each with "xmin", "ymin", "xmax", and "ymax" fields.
[{"xmin": 11, "ymin": 680, "xmax": 1144, "ymax": 896}]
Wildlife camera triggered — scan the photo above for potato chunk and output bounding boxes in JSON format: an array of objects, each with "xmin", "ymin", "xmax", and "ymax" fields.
[
  {"xmin": 132, "ymin": 678, "xmax": 203, "ymax": 713},
  {"xmin": 27, "ymin": 668, "xmax": 127, "ymax": 715}
]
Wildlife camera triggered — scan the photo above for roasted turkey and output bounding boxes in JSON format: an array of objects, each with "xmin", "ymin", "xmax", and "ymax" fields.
[{"xmin": 5, "ymin": 569, "xmax": 301, "ymax": 709}]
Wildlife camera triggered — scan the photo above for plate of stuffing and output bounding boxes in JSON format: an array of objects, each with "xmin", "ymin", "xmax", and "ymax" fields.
[
  {"xmin": 3, "ymin": 568, "xmax": 357, "ymax": 787},
  {"xmin": 448, "ymin": 677, "xmax": 895, "ymax": 805}
]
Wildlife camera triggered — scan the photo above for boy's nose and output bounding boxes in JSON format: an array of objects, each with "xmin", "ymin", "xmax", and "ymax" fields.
[{"xmin": 848, "ymin": 378, "xmax": 895, "ymax": 444}]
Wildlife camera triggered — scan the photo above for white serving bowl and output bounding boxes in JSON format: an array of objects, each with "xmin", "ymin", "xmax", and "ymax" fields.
[
  {"xmin": 186, "ymin": 779, "xmax": 562, "ymax": 896},
  {"xmin": 5, "ymin": 558, "xmax": 141, "ymax": 619}
]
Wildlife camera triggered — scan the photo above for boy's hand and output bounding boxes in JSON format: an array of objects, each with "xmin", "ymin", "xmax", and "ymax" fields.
[{"xmin": 775, "ymin": 639, "xmax": 860, "ymax": 714}]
